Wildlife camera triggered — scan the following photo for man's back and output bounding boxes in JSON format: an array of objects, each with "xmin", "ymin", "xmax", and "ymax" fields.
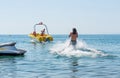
[{"xmin": 69, "ymin": 32, "xmax": 78, "ymax": 41}]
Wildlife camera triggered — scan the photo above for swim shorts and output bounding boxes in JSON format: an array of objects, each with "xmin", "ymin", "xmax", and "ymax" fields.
[{"xmin": 71, "ymin": 40, "xmax": 77, "ymax": 45}]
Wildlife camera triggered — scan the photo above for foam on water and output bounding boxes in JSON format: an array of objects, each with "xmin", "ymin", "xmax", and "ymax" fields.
[{"xmin": 50, "ymin": 39, "xmax": 108, "ymax": 58}]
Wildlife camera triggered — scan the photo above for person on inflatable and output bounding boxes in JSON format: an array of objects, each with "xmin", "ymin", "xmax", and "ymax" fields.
[
  {"xmin": 41, "ymin": 28, "xmax": 45, "ymax": 36},
  {"xmin": 33, "ymin": 31, "xmax": 36, "ymax": 36}
]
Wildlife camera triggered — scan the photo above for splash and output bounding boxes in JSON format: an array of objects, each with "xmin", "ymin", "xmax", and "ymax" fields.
[{"xmin": 50, "ymin": 39, "xmax": 108, "ymax": 58}]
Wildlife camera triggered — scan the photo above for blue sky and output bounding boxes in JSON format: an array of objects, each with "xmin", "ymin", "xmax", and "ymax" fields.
[{"xmin": 0, "ymin": 0, "xmax": 120, "ymax": 34}]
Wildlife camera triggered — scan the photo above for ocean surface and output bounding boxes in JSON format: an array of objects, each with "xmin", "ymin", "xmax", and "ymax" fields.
[{"xmin": 0, "ymin": 34, "xmax": 120, "ymax": 78}]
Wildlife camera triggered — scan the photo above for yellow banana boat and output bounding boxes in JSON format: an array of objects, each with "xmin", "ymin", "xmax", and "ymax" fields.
[{"xmin": 28, "ymin": 22, "xmax": 53, "ymax": 42}]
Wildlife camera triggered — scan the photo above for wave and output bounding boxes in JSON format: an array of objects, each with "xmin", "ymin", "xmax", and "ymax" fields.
[{"xmin": 50, "ymin": 39, "xmax": 108, "ymax": 58}]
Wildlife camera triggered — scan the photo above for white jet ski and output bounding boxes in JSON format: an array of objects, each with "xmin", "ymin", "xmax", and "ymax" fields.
[{"xmin": 0, "ymin": 42, "xmax": 26, "ymax": 56}]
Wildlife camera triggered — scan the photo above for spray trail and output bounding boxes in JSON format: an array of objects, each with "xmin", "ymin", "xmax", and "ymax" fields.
[{"xmin": 50, "ymin": 39, "xmax": 108, "ymax": 58}]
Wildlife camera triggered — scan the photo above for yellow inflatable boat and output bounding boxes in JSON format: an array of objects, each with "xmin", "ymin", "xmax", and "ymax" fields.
[{"xmin": 28, "ymin": 22, "xmax": 53, "ymax": 42}]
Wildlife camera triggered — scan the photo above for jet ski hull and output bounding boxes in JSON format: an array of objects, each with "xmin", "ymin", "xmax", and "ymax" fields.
[
  {"xmin": 0, "ymin": 49, "xmax": 26, "ymax": 56},
  {"xmin": 0, "ymin": 42, "xmax": 26, "ymax": 56}
]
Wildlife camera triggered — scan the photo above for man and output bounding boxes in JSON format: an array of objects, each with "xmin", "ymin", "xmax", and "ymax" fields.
[
  {"xmin": 41, "ymin": 28, "xmax": 45, "ymax": 36},
  {"xmin": 69, "ymin": 28, "xmax": 78, "ymax": 45},
  {"xmin": 60, "ymin": 28, "xmax": 78, "ymax": 52}
]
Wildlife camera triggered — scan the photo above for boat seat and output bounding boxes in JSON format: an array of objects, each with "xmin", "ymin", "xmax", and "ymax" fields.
[{"xmin": 0, "ymin": 42, "xmax": 16, "ymax": 47}]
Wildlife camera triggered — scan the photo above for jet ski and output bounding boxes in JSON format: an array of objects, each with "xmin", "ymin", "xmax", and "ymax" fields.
[{"xmin": 0, "ymin": 42, "xmax": 26, "ymax": 56}]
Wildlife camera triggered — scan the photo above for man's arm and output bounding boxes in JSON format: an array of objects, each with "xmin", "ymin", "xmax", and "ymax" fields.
[{"xmin": 69, "ymin": 32, "xmax": 71, "ymax": 37}]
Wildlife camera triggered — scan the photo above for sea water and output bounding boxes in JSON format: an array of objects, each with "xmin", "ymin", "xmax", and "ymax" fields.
[{"xmin": 0, "ymin": 35, "xmax": 120, "ymax": 78}]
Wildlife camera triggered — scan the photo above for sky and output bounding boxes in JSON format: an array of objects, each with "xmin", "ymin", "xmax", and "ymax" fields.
[{"xmin": 0, "ymin": 0, "xmax": 120, "ymax": 35}]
